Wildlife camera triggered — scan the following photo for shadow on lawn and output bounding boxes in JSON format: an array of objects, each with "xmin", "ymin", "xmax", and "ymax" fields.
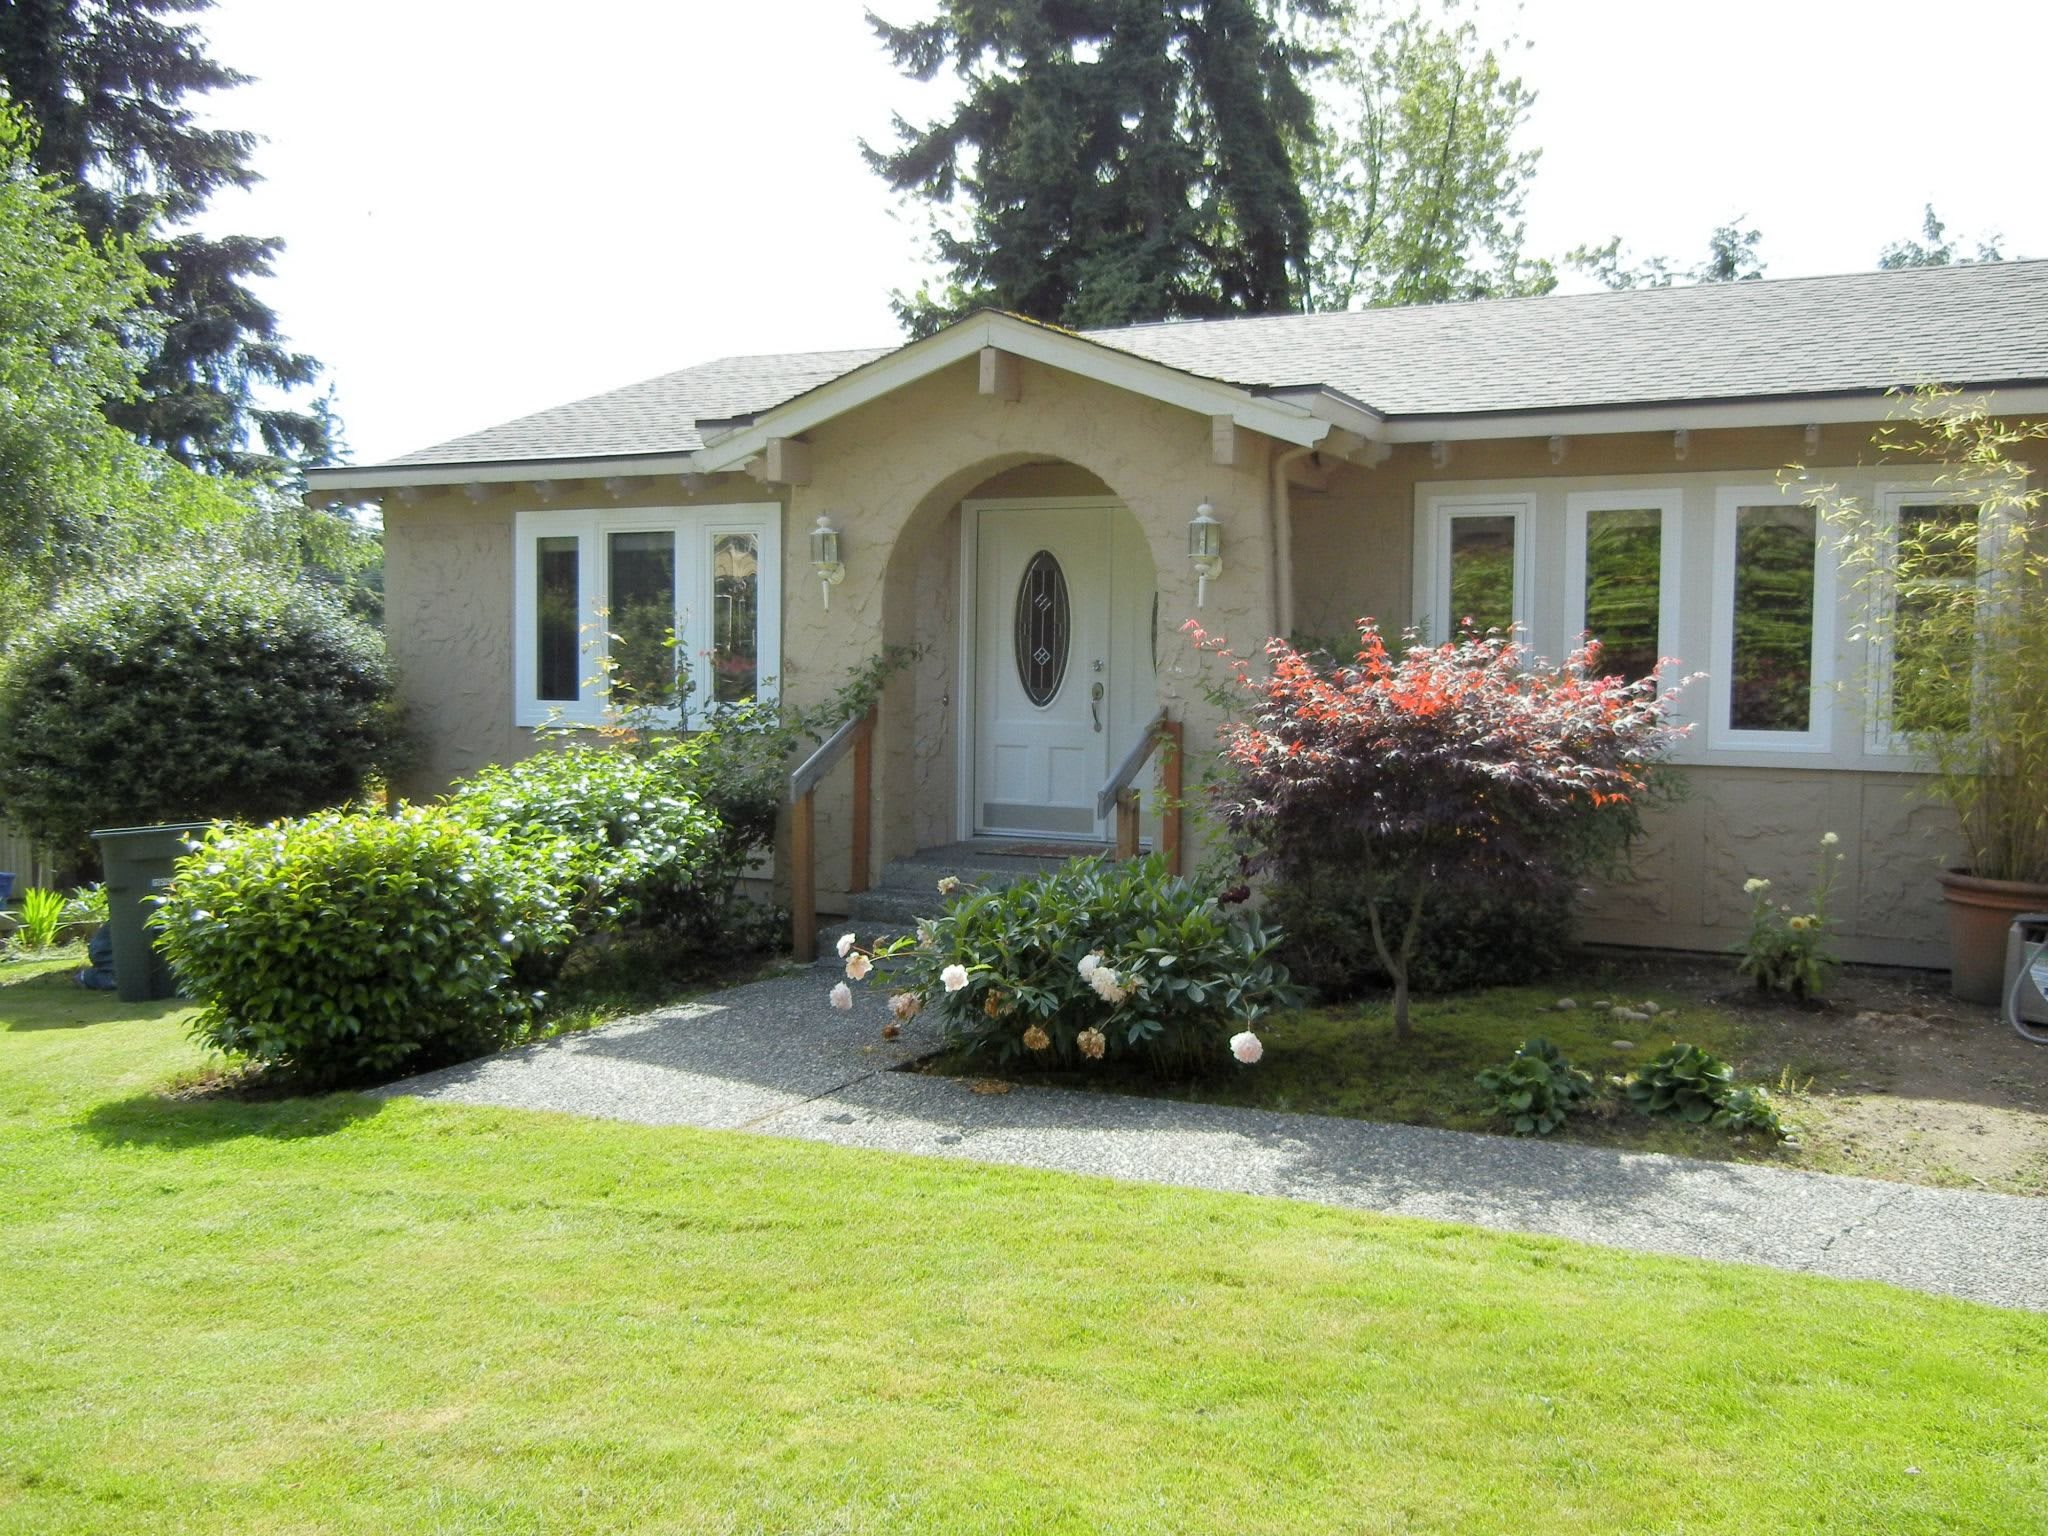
[{"xmin": 79, "ymin": 1089, "xmax": 385, "ymax": 1150}]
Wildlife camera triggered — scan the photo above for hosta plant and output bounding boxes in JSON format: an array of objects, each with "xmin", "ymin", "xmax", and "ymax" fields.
[
  {"xmin": 830, "ymin": 854, "xmax": 1294, "ymax": 1075},
  {"xmin": 1475, "ymin": 1037, "xmax": 1594, "ymax": 1136},
  {"xmin": 1711, "ymin": 1084, "xmax": 1787, "ymax": 1138},
  {"xmin": 1624, "ymin": 1044, "xmax": 1735, "ymax": 1123}
]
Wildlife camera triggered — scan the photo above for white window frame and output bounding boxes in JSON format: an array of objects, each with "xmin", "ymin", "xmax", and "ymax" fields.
[
  {"xmin": 1563, "ymin": 487, "xmax": 1684, "ymax": 685},
  {"xmin": 1708, "ymin": 484, "xmax": 1836, "ymax": 754},
  {"xmin": 1418, "ymin": 493, "xmax": 1534, "ymax": 644},
  {"xmin": 513, "ymin": 503, "xmax": 781, "ymax": 729}
]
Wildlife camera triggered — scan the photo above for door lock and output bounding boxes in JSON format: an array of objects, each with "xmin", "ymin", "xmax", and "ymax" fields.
[{"xmin": 1089, "ymin": 681, "xmax": 1104, "ymax": 732}]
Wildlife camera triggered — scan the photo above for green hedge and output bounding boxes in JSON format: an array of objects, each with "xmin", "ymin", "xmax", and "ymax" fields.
[{"xmin": 0, "ymin": 559, "xmax": 405, "ymax": 861}]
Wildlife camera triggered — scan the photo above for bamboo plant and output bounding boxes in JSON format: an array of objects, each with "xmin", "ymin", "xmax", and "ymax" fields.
[{"xmin": 1807, "ymin": 388, "xmax": 2048, "ymax": 884}]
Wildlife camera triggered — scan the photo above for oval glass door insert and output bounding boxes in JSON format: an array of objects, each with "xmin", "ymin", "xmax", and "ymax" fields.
[{"xmin": 1014, "ymin": 549, "xmax": 1071, "ymax": 707}]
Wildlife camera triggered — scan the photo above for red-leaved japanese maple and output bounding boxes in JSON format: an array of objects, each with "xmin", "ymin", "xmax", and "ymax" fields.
[{"xmin": 1194, "ymin": 621, "xmax": 1691, "ymax": 1038}]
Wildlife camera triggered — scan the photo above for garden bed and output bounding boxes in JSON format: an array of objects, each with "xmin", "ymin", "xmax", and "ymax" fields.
[{"xmin": 921, "ymin": 954, "xmax": 2048, "ymax": 1196}]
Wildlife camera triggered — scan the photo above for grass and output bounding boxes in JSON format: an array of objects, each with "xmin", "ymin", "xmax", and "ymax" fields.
[{"xmin": 2, "ymin": 955, "xmax": 2046, "ymax": 1533}]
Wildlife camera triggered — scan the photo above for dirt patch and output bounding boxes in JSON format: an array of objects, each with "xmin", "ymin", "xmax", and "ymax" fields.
[{"xmin": 1590, "ymin": 954, "xmax": 2048, "ymax": 1194}]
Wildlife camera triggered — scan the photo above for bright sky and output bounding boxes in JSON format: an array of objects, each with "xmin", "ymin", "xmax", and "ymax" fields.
[{"xmin": 192, "ymin": 0, "xmax": 2048, "ymax": 466}]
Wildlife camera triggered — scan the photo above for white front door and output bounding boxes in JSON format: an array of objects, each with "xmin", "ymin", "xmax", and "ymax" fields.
[{"xmin": 972, "ymin": 501, "xmax": 1155, "ymax": 840}]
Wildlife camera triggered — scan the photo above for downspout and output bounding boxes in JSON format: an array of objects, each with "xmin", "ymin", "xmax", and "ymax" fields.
[{"xmin": 1270, "ymin": 442, "xmax": 1317, "ymax": 641}]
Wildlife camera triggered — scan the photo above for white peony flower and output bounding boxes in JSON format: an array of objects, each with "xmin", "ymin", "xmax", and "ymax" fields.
[
  {"xmin": 1743, "ymin": 877, "xmax": 1770, "ymax": 895},
  {"xmin": 845, "ymin": 952, "xmax": 873, "ymax": 981},
  {"xmin": 1230, "ymin": 1031, "xmax": 1263, "ymax": 1065},
  {"xmin": 836, "ymin": 932, "xmax": 857, "ymax": 959},
  {"xmin": 1821, "ymin": 831, "xmax": 1840, "ymax": 847},
  {"xmin": 1086, "ymin": 966, "xmax": 1127, "ymax": 1005},
  {"xmin": 941, "ymin": 964, "xmax": 970, "ymax": 993},
  {"xmin": 1078, "ymin": 951, "xmax": 1103, "ymax": 979},
  {"xmin": 889, "ymin": 992, "xmax": 922, "ymax": 1021},
  {"xmin": 830, "ymin": 982, "xmax": 853, "ymax": 1010},
  {"xmin": 937, "ymin": 875, "xmax": 962, "ymax": 895}
]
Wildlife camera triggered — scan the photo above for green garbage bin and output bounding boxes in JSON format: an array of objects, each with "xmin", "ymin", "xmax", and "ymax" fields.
[{"xmin": 91, "ymin": 823, "xmax": 212, "ymax": 1003}]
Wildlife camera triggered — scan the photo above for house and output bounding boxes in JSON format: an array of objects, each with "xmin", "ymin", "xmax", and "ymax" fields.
[{"xmin": 306, "ymin": 260, "xmax": 2048, "ymax": 969}]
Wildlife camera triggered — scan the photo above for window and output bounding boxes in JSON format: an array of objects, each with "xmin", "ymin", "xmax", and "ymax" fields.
[
  {"xmin": 1422, "ymin": 496, "xmax": 1530, "ymax": 641},
  {"xmin": 1873, "ymin": 488, "xmax": 1982, "ymax": 748},
  {"xmin": 1565, "ymin": 489, "xmax": 1681, "ymax": 682},
  {"xmin": 1709, "ymin": 487, "xmax": 1834, "ymax": 751},
  {"xmin": 514, "ymin": 505, "xmax": 780, "ymax": 727}
]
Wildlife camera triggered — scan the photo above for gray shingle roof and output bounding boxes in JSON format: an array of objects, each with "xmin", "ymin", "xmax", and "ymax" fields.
[
  {"xmin": 366, "ymin": 261, "xmax": 2048, "ymax": 471},
  {"xmin": 1084, "ymin": 260, "xmax": 2048, "ymax": 416},
  {"xmin": 382, "ymin": 346, "xmax": 891, "ymax": 466}
]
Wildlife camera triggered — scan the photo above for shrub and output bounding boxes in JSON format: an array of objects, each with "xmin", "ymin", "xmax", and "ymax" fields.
[
  {"xmin": 1270, "ymin": 866, "xmax": 1573, "ymax": 999},
  {"xmin": 1735, "ymin": 833, "xmax": 1843, "ymax": 1001},
  {"xmin": 445, "ymin": 746, "xmax": 734, "ymax": 939},
  {"xmin": 1196, "ymin": 620, "xmax": 1690, "ymax": 1037},
  {"xmin": 834, "ymin": 854, "xmax": 1294, "ymax": 1075},
  {"xmin": 1476, "ymin": 1038, "xmax": 1594, "ymax": 1136},
  {"xmin": 0, "ymin": 558, "xmax": 406, "ymax": 863},
  {"xmin": 153, "ymin": 809, "xmax": 575, "ymax": 1084}
]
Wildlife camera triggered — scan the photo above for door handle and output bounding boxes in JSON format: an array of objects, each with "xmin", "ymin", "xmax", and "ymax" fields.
[{"xmin": 1090, "ymin": 681, "xmax": 1104, "ymax": 732}]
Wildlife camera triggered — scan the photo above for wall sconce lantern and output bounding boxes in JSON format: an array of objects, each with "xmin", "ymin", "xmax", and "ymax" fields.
[
  {"xmin": 1188, "ymin": 500, "xmax": 1224, "ymax": 608},
  {"xmin": 810, "ymin": 513, "xmax": 844, "ymax": 608}
]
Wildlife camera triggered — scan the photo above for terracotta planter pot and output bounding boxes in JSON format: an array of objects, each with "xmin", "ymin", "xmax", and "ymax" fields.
[{"xmin": 1937, "ymin": 868, "xmax": 2048, "ymax": 1004}]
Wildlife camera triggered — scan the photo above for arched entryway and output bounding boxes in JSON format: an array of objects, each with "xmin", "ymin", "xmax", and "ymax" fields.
[{"xmin": 876, "ymin": 457, "xmax": 1160, "ymax": 865}]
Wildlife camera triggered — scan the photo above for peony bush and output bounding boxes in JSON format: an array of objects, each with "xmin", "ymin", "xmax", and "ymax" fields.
[{"xmin": 831, "ymin": 854, "xmax": 1293, "ymax": 1074}]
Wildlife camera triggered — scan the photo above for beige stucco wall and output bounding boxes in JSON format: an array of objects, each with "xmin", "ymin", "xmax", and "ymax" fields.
[{"xmin": 378, "ymin": 388, "xmax": 2028, "ymax": 970}]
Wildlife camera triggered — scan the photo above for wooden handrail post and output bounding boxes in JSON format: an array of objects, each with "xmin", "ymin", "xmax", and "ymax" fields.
[
  {"xmin": 791, "ymin": 790, "xmax": 816, "ymax": 961},
  {"xmin": 849, "ymin": 707, "xmax": 874, "ymax": 896},
  {"xmin": 1159, "ymin": 719, "xmax": 1183, "ymax": 877},
  {"xmin": 1114, "ymin": 787, "xmax": 1141, "ymax": 861}
]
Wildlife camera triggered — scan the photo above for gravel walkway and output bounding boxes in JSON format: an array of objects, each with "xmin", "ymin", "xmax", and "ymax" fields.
[{"xmin": 385, "ymin": 968, "xmax": 2048, "ymax": 1311}]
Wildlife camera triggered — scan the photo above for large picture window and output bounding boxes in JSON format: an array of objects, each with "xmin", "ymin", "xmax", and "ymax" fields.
[
  {"xmin": 513, "ymin": 505, "xmax": 781, "ymax": 727},
  {"xmin": 1872, "ymin": 487, "xmax": 1983, "ymax": 749}
]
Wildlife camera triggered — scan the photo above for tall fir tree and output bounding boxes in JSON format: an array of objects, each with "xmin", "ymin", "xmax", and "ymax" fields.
[
  {"xmin": 0, "ymin": 0, "xmax": 331, "ymax": 476},
  {"xmin": 866, "ymin": 0, "xmax": 1336, "ymax": 336}
]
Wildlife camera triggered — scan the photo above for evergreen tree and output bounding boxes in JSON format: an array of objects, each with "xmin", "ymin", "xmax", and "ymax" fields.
[
  {"xmin": 0, "ymin": 0, "xmax": 331, "ymax": 476},
  {"xmin": 1300, "ymin": 6, "xmax": 1553, "ymax": 310},
  {"xmin": 866, "ymin": 1, "xmax": 1336, "ymax": 335}
]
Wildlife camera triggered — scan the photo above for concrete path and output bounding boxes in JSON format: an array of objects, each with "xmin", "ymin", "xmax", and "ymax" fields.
[{"xmin": 386, "ymin": 968, "xmax": 2048, "ymax": 1312}]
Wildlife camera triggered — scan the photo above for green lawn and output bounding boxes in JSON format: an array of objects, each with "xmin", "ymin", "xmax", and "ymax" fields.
[{"xmin": 3, "ymin": 956, "xmax": 2045, "ymax": 1534}]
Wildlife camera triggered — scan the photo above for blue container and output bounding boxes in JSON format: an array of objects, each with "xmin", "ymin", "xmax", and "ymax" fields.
[{"xmin": 0, "ymin": 872, "xmax": 13, "ymax": 904}]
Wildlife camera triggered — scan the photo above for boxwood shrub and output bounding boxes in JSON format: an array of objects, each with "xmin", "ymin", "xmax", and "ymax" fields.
[
  {"xmin": 153, "ymin": 809, "xmax": 576, "ymax": 1083},
  {"xmin": 0, "ymin": 558, "xmax": 406, "ymax": 864}
]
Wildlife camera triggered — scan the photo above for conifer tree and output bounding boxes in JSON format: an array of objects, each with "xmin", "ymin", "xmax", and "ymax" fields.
[
  {"xmin": 866, "ymin": 1, "xmax": 1336, "ymax": 335},
  {"xmin": 0, "ymin": 0, "xmax": 331, "ymax": 476}
]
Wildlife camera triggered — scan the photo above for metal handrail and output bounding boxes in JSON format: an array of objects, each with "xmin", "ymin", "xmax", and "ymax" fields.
[
  {"xmin": 1096, "ymin": 709, "xmax": 1169, "ymax": 820},
  {"xmin": 789, "ymin": 711, "xmax": 866, "ymax": 801}
]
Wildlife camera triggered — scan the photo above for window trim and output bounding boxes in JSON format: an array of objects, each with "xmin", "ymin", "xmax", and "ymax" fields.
[
  {"xmin": 1563, "ymin": 487, "xmax": 1683, "ymax": 685},
  {"xmin": 513, "ymin": 503, "xmax": 781, "ymax": 729},
  {"xmin": 1418, "ymin": 492, "xmax": 1534, "ymax": 643},
  {"xmin": 1707, "ymin": 484, "xmax": 1836, "ymax": 754}
]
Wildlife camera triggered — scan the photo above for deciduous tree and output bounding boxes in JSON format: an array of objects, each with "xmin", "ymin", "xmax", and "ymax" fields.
[{"xmin": 1300, "ymin": 5, "xmax": 1553, "ymax": 309}]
